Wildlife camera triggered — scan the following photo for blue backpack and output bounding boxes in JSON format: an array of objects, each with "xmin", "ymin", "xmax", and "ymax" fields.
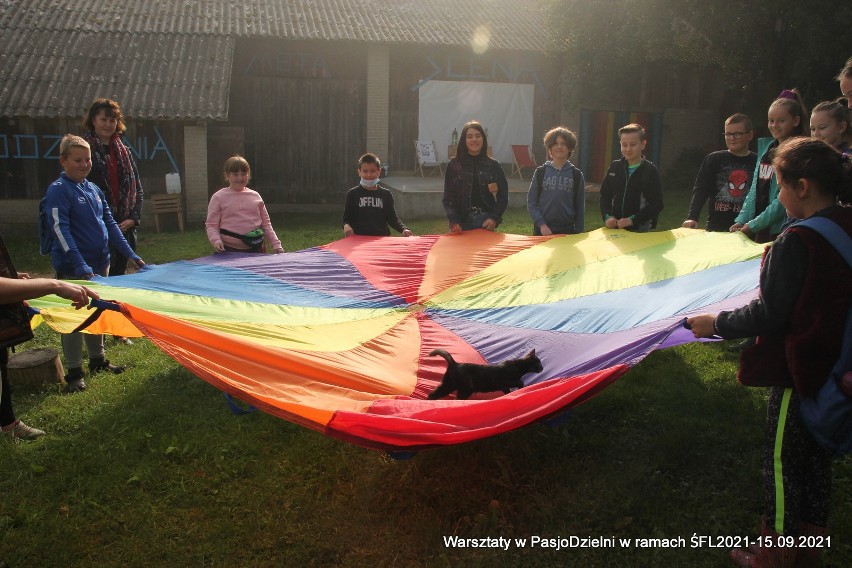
[
  {"xmin": 38, "ymin": 197, "xmax": 54, "ymax": 256},
  {"xmin": 796, "ymin": 216, "xmax": 852, "ymax": 457}
]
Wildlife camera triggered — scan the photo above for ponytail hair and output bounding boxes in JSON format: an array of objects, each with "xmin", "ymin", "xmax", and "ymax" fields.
[
  {"xmin": 770, "ymin": 89, "xmax": 809, "ymax": 137},
  {"xmin": 812, "ymin": 100, "xmax": 851, "ymax": 144},
  {"xmin": 836, "ymin": 56, "xmax": 852, "ymax": 82},
  {"xmin": 773, "ymin": 138, "xmax": 852, "ymax": 204}
]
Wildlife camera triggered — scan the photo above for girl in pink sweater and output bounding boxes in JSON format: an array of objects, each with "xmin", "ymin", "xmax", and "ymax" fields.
[{"xmin": 205, "ymin": 156, "xmax": 284, "ymax": 254}]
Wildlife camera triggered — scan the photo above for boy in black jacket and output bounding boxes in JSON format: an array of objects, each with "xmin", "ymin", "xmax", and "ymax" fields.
[{"xmin": 599, "ymin": 123, "xmax": 663, "ymax": 232}]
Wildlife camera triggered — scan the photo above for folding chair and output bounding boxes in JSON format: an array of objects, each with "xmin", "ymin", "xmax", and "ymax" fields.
[
  {"xmin": 511, "ymin": 145, "xmax": 537, "ymax": 179},
  {"xmin": 415, "ymin": 140, "xmax": 443, "ymax": 177}
]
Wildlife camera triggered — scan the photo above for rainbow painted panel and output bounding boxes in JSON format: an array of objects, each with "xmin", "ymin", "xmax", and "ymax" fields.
[{"xmin": 579, "ymin": 110, "xmax": 663, "ymax": 184}]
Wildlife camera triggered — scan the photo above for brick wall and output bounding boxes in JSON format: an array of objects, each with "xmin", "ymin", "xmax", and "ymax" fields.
[
  {"xmin": 366, "ymin": 46, "xmax": 390, "ymax": 162},
  {"xmin": 183, "ymin": 125, "xmax": 208, "ymax": 224}
]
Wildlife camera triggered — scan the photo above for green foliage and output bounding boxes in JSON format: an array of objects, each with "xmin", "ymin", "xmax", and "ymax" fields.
[
  {"xmin": 551, "ymin": 0, "xmax": 852, "ymax": 110},
  {"xmin": 2, "ymin": 192, "xmax": 850, "ymax": 566}
]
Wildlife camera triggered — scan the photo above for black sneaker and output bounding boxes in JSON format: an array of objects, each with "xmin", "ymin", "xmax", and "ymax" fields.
[
  {"xmin": 64, "ymin": 368, "xmax": 87, "ymax": 393},
  {"xmin": 88, "ymin": 358, "xmax": 126, "ymax": 374}
]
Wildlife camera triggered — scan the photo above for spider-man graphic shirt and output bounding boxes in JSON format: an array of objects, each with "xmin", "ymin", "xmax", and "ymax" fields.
[{"xmin": 686, "ymin": 150, "xmax": 758, "ymax": 232}]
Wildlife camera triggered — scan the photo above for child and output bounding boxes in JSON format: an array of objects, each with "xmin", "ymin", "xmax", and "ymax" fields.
[
  {"xmin": 687, "ymin": 138, "xmax": 852, "ymax": 568},
  {"xmin": 42, "ymin": 135, "xmax": 145, "ymax": 393},
  {"xmin": 342, "ymin": 153, "xmax": 412, "ymax": 237},
  {"xmin": 731, "ymin": 89, "xmax": 808, "ymax": 242},
  {"xmin": 443, "ymin": 121, "xmax": 509, "ymax": 232},
  {"xmin": 682, "ymin": 114, "xmax": 757, "ymax": 232},
  {"xmin": 599, "ymin": 123, "xmax": 663, "ymax": 232},
  {"xmin": 206, "ymin": 156, "xmax": 284, "ymax": 254},
  {"xmin": 810, "ymin": 100, "xmax": 851, "ymax": 153},
  {"xmin": 527, "ymin": 126, "xmax": 586, "ymax": 235},
  {"xmin": 1, "ymin": 261, "xmax": 99, "ymax": 438}
]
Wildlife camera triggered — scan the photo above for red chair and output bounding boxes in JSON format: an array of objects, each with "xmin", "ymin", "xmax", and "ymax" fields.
[{"xmin": 511, "ymin": 145, "xmax": 536, "ymax": 179}]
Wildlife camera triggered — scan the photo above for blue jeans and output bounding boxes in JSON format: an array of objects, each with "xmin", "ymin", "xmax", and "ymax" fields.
[{"xmin": 460, "ymin": 211, "xmax": 491, "ymax": 231}]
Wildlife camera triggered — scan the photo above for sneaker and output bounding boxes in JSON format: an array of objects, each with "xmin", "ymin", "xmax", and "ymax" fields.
[
  {"xmin": 65, "ymin": 377, "xmax": 87, "ymax": 393},
  {"xmin": 88, "ymin": 358, "xmax": 126, "ymax": 374},
  {"xmin": 3, "ymin": 420, "xmax": 46, "ymax": 440},
  {"xmin": 64, "ymin": 368, "xmax": 86, "ymax": 393},
  {"xmin": 112, "ymin": 335, "xmax": 133, "ymax": 345}
]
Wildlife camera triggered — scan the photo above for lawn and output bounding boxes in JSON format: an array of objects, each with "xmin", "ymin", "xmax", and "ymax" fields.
[{"xmin": 1, "ymin": 187, "xmax": 850, "ymax": 567}]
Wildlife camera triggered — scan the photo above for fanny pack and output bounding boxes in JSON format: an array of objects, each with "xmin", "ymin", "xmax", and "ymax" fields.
[{"xmin": 219, "ymin": 228, "xmax": 264, "ymax": 247}]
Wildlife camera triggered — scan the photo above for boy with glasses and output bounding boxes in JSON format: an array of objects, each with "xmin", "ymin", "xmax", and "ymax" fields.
[{"xmin": 682, "ymin": 114, "xmax": 757, "ymax": 232}]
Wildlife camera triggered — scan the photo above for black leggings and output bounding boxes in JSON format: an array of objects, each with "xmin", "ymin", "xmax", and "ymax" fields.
[
  {"xmin": 108, "ymin": 226, "xmax": 137, "ymax": 276},
  {"xmin": 763, "ymin": 386, "xmax": 833, "ymax": 533},
  {"xmin": 0, "ymin": 348, "xmax": 16, "ymax": 427}
]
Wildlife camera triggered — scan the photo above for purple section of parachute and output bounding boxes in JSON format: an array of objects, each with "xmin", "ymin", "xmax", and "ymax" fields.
[
  {"xmin": 191, "ymin": 247, "xmax": 404, "ymax": 305},
  {"xmin": 428, "ymin": 313, "xmax": 678, "ymax": 386},
  {"xmin": 427, "ymin": 287, "xmax": 760, "ymax": 385},
  {"xmin": 657, "ymin": 288, "xmax": 760, "ymax": 348}
]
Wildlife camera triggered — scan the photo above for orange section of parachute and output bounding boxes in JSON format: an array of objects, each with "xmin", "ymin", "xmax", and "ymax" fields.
[
  {"xmin": 417, "ymin": 231, "xmax": 545, "ymax": 303},
  {"xmin": 36, "ymin": 305, "xmax": 143, "ymax": 337},
  {"xmin": 119, "ymin": 302, "xmax": 422, "ymax": 430}
]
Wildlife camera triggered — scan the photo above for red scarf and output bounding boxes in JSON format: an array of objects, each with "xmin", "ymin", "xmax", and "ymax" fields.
[
  {"xmin": 107, "ymin": 142, "xmax": 121, "ymax": 208},
  {"xmin": 82, "ymin": 131, "xmax": 140, "ymax": 222}
]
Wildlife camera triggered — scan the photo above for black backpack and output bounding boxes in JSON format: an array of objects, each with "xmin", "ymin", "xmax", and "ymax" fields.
[
  {"xmin": 38, "ymin": 196, "xmax": 54, "ymax": 255},
  {"xmin": 532, "ymin": 165, "xmax": 583, "ymax": 235}
]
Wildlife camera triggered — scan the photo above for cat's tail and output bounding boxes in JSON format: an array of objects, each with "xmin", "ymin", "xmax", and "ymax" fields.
[{"xmin": 428, "ymin": 349, "xmax": 457, "ymax": 366}]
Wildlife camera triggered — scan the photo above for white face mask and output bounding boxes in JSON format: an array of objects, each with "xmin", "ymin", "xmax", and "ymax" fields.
[{"xmin": 360, "ymin": 177, "xmax": 380, "ymax": 188}]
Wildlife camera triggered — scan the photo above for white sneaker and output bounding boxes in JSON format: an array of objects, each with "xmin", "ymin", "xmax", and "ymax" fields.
[{"xmin": 3, "ymin": 420, "xmax": 46, "ymax": 440}]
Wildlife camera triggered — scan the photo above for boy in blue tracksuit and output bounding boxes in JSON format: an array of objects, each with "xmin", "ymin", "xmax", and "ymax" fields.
[
  {"xmin": 599, "ymin": 123, "xmax": 664, "ymax": 232},
  {"xmin": 42, "ymin": 134, "xmax": 145, "ymax": 392}
]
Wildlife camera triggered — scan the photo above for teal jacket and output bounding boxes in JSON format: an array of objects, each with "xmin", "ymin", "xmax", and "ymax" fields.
[{"xmin": 735, "ymin": 137, "xmax": 785, "ymax": 235}]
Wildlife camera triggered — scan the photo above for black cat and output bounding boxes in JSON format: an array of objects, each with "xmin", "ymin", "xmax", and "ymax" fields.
[{"xmin": 427, "ymin": 349, "xmax": 543, "ymax": 400}]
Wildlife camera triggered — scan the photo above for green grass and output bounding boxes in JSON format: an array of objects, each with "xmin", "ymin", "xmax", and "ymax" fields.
[{"xmin": 1, "ymin": 189, "xmax": 850, "ymax": 567}]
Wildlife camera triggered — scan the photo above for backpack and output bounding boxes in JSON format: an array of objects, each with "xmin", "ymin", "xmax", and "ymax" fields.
[
  {"xmin": 0, "ymin": 232, "xmax": 34, "ymax": 349},
  {"xmin": 534, "ymin": 164, "xmax": 582, "ymax": 198},
  {"xmin": 532, "ymin": 164, "xmax": 583, "ymax": 235},
  {"xmin": 796, "ymin": 216, "xmax": 852, "ymax": 457},
  {"xmin": 38, "ymin": 197, "xmax": 54, "ymax": 256}
]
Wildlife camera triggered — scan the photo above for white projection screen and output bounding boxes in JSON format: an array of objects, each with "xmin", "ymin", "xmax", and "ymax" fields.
[{"xmin": 417, "ymin": 80, "xmax": 534, "ymax": 164}]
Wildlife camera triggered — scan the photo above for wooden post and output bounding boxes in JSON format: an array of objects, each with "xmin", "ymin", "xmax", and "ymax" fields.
[{"xmin": 7, "ymin": 348, "xmax": 64, "ymax": 390}]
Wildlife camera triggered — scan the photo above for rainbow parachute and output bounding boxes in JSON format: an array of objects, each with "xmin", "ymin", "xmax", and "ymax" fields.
[{"xmin": 32, "ymin": 229, "xmax": 763, "ymax": 452}]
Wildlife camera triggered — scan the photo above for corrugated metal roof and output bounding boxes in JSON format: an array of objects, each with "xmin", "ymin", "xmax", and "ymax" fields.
[
  {"xmin": 0, "ymin": 0, "xmax": 551, "ymax": 119},
  {"xmin": 0, "ymin": 0, "xmax": 551, "ymax": 51},
  {"xmin": 0, "ymin": 29, "xmax": 233, "ymax": 119}
]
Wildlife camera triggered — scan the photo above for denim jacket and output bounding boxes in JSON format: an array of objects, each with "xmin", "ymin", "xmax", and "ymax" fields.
[{"xmin": 442, "ymin": 155, "xmax": 509, "ymax": 226}]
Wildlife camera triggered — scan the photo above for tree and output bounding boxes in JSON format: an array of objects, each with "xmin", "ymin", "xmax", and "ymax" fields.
[{"xmin": 549, "ymin": 0, "xmax": 851, "ymax": 112}]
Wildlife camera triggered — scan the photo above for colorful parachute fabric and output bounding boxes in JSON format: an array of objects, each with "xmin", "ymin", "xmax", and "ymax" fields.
[{"xmin": 33, "ymin": 229, "xmax": 764, "ymax": 452}]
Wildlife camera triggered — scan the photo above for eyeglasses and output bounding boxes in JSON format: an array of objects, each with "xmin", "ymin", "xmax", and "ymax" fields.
[{"xmin": 724, "ymin": 131, "xmax": 751, "ymax": 139}]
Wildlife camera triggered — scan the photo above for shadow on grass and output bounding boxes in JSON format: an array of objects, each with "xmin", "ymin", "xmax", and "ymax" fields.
[{"xmin": 2, "ymin": 334, "xmax": 850, "ymax": 567}]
